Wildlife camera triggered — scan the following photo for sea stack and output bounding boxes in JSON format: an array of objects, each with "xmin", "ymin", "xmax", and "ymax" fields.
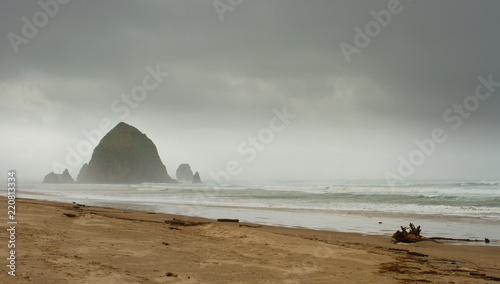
[
  {"xmin": 176, "ymin": 164, "xmax": 194, "ymax": 182},
  {"xmin": 77, "ymin": 122, "xmax": 175, "ymax": 184},
  {"xmin": 43, "ymin": 169, "xmax": 74, "ymax": 183},
  {"xmin": 193, "ymin": 171, "xmax": 201, "ymax": 183}
]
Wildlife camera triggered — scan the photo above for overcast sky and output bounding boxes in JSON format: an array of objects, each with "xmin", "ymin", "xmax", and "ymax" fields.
[{"xmin": 1, "ymin": 0, "xmax": 499, "ymax": 183}]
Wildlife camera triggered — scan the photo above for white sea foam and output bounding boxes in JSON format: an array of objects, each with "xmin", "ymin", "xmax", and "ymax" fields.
[{"xmin": 3, "ymin": 180, "xmax": 499, "ymax": 242}]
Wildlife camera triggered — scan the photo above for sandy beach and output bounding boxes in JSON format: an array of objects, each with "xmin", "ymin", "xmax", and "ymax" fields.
[{"xmin": 1, "ymin": 197, "xmax": 499, "ymax": 283}]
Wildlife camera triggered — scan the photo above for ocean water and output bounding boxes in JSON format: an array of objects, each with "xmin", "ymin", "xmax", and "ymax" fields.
[{"xmin": 4, "ymin": 180, "xmax": 500, "ymax": 244}]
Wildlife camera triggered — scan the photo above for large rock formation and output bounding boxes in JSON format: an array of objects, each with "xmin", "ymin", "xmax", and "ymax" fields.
[
  {"xmin": 77, "ymin": 163, "xmax": 88, "ymax": 182},
  {"xmin": 77, "ymin": 122, "xmax": 175, "ymax": 184},
  {"xmin": 193, "ymin": 171, "xmax": 201, "ymax": 184},
  {"xmin": 43, "ymin": 169, "xmax": 74, "ymax": 183},
  {"xmin": 176, "ymin": 164, "xmax": 193, "ymax": 182}
]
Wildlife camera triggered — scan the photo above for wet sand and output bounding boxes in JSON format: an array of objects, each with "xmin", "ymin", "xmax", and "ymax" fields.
[{"xmin": 0, "ymin": 197, "xmax": 499, "ymax": 283}]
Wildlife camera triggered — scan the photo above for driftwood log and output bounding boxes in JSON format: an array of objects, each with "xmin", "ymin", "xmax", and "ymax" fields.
[
  {"xmin": 165, "ymin": 219, "xmax": 209, "ymax": 226},
  {"xmin": 393, "ymin": 223, "xmax": 490, "ymax": 244},
  {"xmin": 217, "ymin": 218, "xmax": 239, "ymax": 222},
  {"xmin": 426, "ymin": 237, "xmax": 487, "ymax": 243}
]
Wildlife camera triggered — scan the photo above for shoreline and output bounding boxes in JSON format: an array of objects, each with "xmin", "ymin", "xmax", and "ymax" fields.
[
  {"xmin": 1, "ymin": 197, "xmax": 499, "ymax": 283},
  {"xmin": 13, "ymin": 189, "xmax": 500, "ymax": 243},
  {"xmin": 12, "ymin": 181, "xmax": 500, "ymax": 242}
]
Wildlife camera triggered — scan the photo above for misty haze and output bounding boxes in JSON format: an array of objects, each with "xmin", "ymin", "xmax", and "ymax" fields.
[{"xmin": 1, "ymin": 1, "xmax": 499, "ymax": 283}]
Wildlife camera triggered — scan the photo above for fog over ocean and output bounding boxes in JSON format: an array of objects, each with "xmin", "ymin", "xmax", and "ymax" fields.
[{"xmin": 3, "ymin": 1, "xmax": 500, "ymax": 282}]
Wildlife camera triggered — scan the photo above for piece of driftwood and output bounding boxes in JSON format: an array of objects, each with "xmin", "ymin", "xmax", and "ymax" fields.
[
  {"xmin": 393, "ymin": 223, "xmax": 491, "ymax": 244},
  {"xmin": 392, "ymin": 223, "xmax": 423, "ymax": 243},
  {"xmin": 426, "ymin": 237, "xmax": 489, "ymax": 243},
  {"xmin": 217, "ymin": 218, "xmax": 239, "ymax": 222},
  {"xmin": 239, "ymin": 224, "xmax": 262, "ymax": 228},
  {"xmin": 165, "ymin": 219, "xmax": 209, "ymax": 226},
  {"xmin": 63, "ymin": 213, "xmax": 78, "ymax": 218}
]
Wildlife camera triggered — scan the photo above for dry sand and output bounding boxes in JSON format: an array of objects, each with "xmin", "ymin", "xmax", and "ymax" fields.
[{"xmin": 1, "ymin": 197, "xmax": 499, "ymax": 283}]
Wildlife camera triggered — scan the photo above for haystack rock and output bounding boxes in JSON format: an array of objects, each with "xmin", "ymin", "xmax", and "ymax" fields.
[
  {"xmin": 43, "ymin": 169, "xmax": 74, "ymax": 183},
  {"xmin": 176, "ymin": 164, "xmax": 193, "ymax": 182},
  {"xmin": 77, "ymin": 163, "xmax": 88, "ymax": 182},
  {"xmin": 77, "ymin": 122, "xmax": 175, "ymax": 184},
  {"xmin": 193, "ymin": 171, "xmax": 201, "ymax": 184}
]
